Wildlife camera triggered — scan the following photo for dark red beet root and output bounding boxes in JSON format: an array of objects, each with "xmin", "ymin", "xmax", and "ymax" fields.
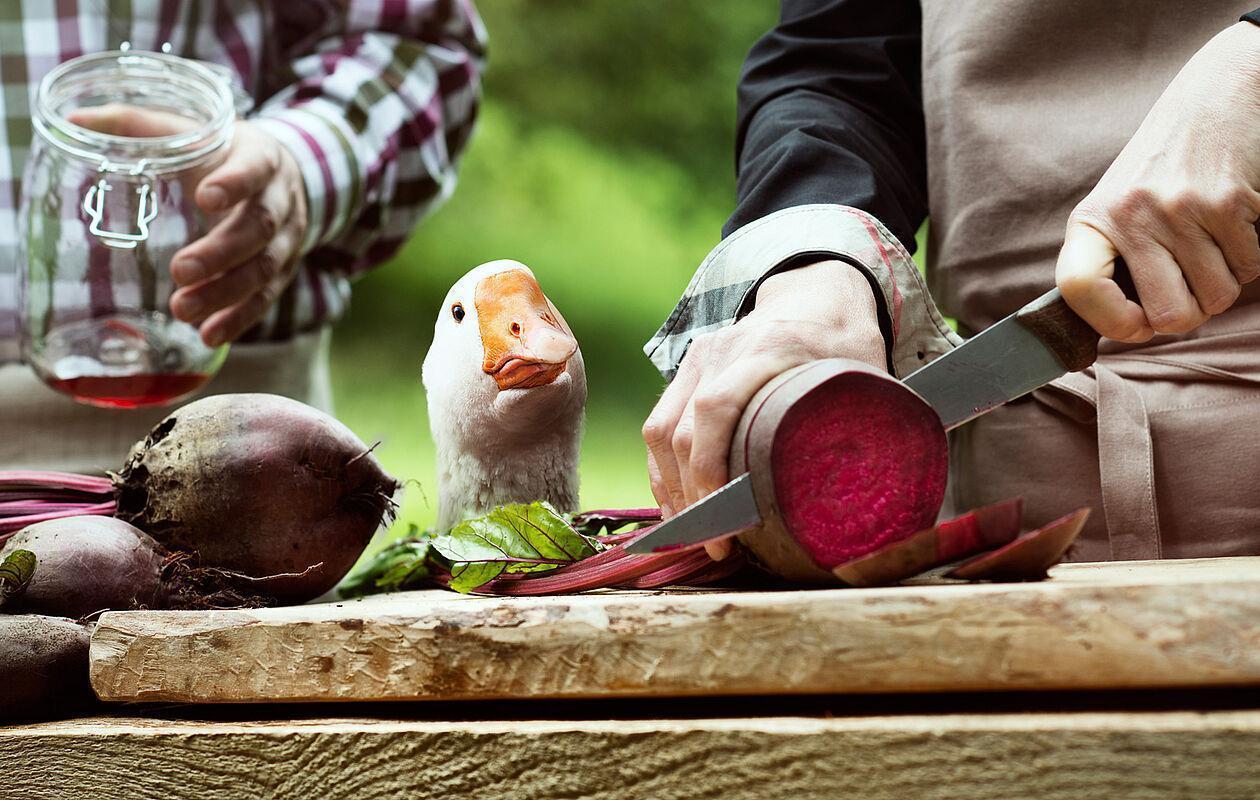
[
  {"xmin": 834, "ymin": 498, "xmax": 1025, "ymax": 587},
  {"xmin": 948, "ymin": 508, "xmax": 1090, "ymax": 581},
  {"xmin": 114, "ymin": 394, "xmax": 398, "ymax": 602},
  {"xmin": 0, "ymin": 517, "xmax": 166, "ymax": 617},
  {"xmin": 0, "ymin": 615, "xmax": 93, "ymax": 720},
  {"xmin": 731, "ymin": 360, "xmax": 949, "ymax": 583}
]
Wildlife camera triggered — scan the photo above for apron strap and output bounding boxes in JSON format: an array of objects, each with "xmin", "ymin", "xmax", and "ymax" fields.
[
  {"xmin": 1046, "ymin": 364, "xmax": 1162, "ymax": 560},
  {"xmin": 1094, "ymin": 365, "xmax": 1162, "ymax": 560}
]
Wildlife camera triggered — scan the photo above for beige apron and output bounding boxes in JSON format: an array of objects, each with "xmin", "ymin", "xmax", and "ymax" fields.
[
  {"xmin": 923, "ymin": 0, "xmax": 1260, "ymax": 558},
  {"xmin": 0, "ymin": 328, "xmax": 333, "ymax": 474}
]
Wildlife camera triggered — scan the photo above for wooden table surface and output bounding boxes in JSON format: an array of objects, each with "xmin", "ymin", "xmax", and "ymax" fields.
[
  {"xmin": 90, "ymin": 557, "xmax": 1260, "ymax": 704},
  {"xmin": 4, "ymin": 696, "xmax": 1260, "ymax": 799}
]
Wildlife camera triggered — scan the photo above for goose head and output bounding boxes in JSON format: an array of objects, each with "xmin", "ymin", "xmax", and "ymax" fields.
[{"xmin": 422, "ymin": 261, "xmax": 586, "ymax": 526}]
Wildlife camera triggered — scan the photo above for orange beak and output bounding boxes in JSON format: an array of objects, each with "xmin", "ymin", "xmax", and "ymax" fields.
[{"xmin": 476, "ymin": 269, "xmax": 577, "ymax": 390}]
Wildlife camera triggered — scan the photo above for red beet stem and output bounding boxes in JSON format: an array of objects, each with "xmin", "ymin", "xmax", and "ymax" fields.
[
  {"xmin": 623, "ymin": 549, "xmax": 747, "ymax": 589},
  {"xmin": 0, "ymin": 501, "xmax": 116, "ymax": 537},
  {"xmin": 572, "ymin": 508, "xmax": 662, "ymax": 526},
  {"xmin": 480, "ymin": 547, "xmax": 690, "ymax": 596},
  {"xmin": 485, "ymin": 543, "xmax": 638, "ymax": 584},
  {"xmin": 0, "ymin": 471, "xmax": 112, "ymax": 495},
  {"xmin": 462, "ymin": 523, "xmax": 747, "ymax": 596},
  {"xmin": 596, "ymin": 522, "xmax": 665, "ymax": 545},
  {"xmin": 619, "ymin": 549, "xmax": 719, "ymax": 589},
  {"xmin": 677, "ymin": 552, "xmax": 747, "ymax": 585},
  {"xmin": 0, "ymin": 501, "xmax": 99, "ymax": 515}
]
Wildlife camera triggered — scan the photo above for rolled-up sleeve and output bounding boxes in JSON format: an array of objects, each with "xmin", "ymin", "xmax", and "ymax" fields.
[
  {"xmin": 645, "ymin": 0, "xmax": 959, "ymax": 380},
  {"xmin": 253, "ymin": 0, "xmax": 486, "ymax": 275}
]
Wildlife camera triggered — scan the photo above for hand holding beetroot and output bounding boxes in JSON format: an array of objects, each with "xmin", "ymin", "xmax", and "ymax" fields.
[{"xmin": 642, "ymin": 260, "xmax": 886, "ymax": 560}]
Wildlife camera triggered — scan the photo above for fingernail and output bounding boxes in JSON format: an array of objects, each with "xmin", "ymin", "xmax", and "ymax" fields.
[
  {"xmin": 176, "ymin": 259, "xmax": 205, "ymax": 284},
  {"xmin": 203, "ymin": 328, "xmax": 224, "ymax": 348},
  {"xmin": 661, "ymin": 503, "xmax": 675, "ymax": 519},
  {"xmin": 201, "ymin": 186, "xmax": 228, "ymax": 211}
]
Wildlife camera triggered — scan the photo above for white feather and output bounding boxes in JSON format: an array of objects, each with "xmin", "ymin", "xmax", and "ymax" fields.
[{"xmin": 422, "ymin": 261, "xmax": 586, "ymax": 530}]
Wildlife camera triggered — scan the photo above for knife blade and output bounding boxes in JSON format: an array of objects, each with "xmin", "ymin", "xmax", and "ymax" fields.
[
  {"xmin": 904, "ymin": 257, "xmax": 1136, "ymax": 430},
  {"xmin": 624, "ymin": 473, "xmax": 761, "ymax": 554},
  {"xmin": 627, "ymin": 260, "xmax": 1138, "ymax": 554}
]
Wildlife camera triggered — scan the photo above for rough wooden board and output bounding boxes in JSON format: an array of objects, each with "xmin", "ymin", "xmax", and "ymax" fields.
[
  {"xmin": 91, "ymin": 557, "xmax": 1260, "ymax": 703},
  {"xmin": 4, "ymin": 710, "xmax": 1260, "ymax": 799}
]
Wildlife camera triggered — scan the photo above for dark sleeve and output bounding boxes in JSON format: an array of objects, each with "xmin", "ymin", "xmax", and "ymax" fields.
[
  {"xmin": 726, "ymin": 0, "xmax": 926, "ymax": 251},
  {"xmin": 1243, "ymin": 8, "xmax": 1260, "ymax": 25}
]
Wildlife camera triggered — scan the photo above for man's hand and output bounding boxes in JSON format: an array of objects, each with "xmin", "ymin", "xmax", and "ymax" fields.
[
  {"xmin": 1056, "ymin": 21, "xmax": 1260, "ymax": 341},
  {"xmin": 642, "ymin": 260, "xmax": 885, "ymax": 559},
  {"xmin": 170, "ymin": 121, "xmax": 307, "ymax": 346},
  {"xmin": 70, "ymin": 106, "xmax": 308, "ymax": 347}
]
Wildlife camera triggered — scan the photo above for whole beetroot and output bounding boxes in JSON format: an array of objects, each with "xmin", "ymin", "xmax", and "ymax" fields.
[
  {"xmin": 114, "ymin": 394, "xmax": 398, "ymax": 602},
  {"xmin": 0, "ymin": 517, "xmax": 166, "ymax": 617},
  {"xmin": 0, "ymin": 615, "xmax": 93, "ymax": 719}
]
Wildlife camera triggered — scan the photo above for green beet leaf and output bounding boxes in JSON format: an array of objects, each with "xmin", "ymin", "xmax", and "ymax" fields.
[
  {"xmin": 434, "ymin": 502, "xmax": 600, "ymax": 593},
  {"xmin": 339, "ymin": 527, "xmax": 438, "ymax": 598},
  {"xmin": 0, "ymin": 548, "xmax": 35, "ymax": 609}
]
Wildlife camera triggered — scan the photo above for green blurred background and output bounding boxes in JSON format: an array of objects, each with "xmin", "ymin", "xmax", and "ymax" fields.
[{"xmin": 332, "ymin": 2, "xmax": 780, "ymax": 551}]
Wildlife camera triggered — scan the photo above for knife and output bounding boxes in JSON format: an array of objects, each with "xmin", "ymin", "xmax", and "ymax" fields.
[{"xmin": 625, "ymin": 260, "xmax": 1138, "ymax": 554}]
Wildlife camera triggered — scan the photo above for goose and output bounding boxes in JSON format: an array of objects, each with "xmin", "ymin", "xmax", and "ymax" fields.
[{"xmin": 422, "ymin": 260, "xmax": 587, "ymax": 530}]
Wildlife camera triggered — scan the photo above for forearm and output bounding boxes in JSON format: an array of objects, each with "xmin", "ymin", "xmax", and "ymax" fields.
[
  {"xmin": 253, "ymin": 0, "xmax": 486, "ymax": 274},
  {"xmin": 732, "ymin": 89, "xmax": 927, "ymax": 248},
  {"xmin": 754, "ymin": 259, "xmax": 880, "ymax": 328},
  {"xmin": 729, "ymin": 0, "xmax": 926, "ymax": 246}
]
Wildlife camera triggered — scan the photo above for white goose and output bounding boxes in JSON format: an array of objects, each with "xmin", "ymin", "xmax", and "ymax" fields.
[{"xmin": 422, "ymin": 260, "xmax": 587, "ymax": 530}]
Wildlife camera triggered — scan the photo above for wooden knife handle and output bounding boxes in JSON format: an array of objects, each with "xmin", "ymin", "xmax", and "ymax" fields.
[{"xmin": 1015, "ymin": 256, "xmax": 1138, "ymax": 373}]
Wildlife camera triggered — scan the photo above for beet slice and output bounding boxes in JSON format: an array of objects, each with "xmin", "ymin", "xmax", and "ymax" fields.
[
  {"xmin": 730, "ymin": 360, "xmax": 948, "ymax": 583},
  {"xmin": 948, "ymin": 507, "xmax": 1090, "ymax": 582},
  {"xmin": 833, "ymin": 498, "xmax": 1025, "ymax": 587}
]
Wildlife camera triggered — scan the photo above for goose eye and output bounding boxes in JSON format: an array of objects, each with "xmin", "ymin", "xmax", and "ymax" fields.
[{"xmin": 451, "ymin": 303, "xmax": 465, "ymax": 323}]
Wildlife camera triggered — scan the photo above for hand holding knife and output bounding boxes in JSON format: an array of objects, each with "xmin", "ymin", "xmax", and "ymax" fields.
[{"xmin": 626, "ymin": 259, "xmax": 1138, "ymax": 555}]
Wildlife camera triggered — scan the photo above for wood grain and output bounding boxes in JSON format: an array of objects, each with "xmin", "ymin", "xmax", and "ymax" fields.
[
  {"xmin": 4, "ymin": 711, "xmax": 1260, "ymax": 799},
  {"xmin": 90, "ymin": 557, "xmax": 1260, "ymax": 704}
]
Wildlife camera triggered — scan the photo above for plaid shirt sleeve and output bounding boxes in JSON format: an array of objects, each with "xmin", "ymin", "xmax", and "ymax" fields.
[
  {"xmin": 251, "ymin": 0, "xmax": 486, "ymax": 277},
  {"xmin": 643, "ymin": 204, "xmax": 961, "ymax": 381}
]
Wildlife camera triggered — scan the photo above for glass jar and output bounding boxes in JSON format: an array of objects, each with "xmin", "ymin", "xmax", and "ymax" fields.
[{"xmin": 19, "ymin": 50, "xmax": 235, "ymax": 408}]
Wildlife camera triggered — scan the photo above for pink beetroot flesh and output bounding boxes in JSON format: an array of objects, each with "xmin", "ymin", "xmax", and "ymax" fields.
[{"xmin": 770, "ymin": 373, "xmax": 948, "ymax": 569}]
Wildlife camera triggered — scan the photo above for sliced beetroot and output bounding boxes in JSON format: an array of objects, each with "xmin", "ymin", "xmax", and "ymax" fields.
[
  {"xmin": 1, "ymin": 517, "xmax": 167, "ymax": 617},
  {"xmin": 833, "ymin": 498, "xmax": 1025, "ymax": 587},
  {"xmin": 114, "ymin": 394, "xmax": 398, "ymax": 602},
  {"xmin": 731, "ymin": 360, "xmax": 948, "ymax": 583},
  {"xmin": 948, "ymin": 508, "xmax": 1090, "ymax": 582}
]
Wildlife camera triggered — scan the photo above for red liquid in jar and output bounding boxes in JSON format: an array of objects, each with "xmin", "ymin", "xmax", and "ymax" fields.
[{"xmin": 47, "ymin": 373, "xmax": 211, "ymax": 408}]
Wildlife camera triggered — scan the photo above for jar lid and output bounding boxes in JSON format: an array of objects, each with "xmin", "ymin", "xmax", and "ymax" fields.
[{"xmin": 32, "ymin": 50, "xmax": 236, "ymax": 175}]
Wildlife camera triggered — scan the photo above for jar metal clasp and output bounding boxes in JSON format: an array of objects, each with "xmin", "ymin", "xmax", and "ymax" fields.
[{"xmin": 81, "ymin": 159, "xmax": 158, "ymax": 250}]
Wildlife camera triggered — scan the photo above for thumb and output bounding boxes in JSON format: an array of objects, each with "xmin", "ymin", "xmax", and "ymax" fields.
[
  {"xmin": 68, "ymin": 103, "xmax": 199, "ymax": 138},
  {"xmin": 1056, "ymin": 221, "xmax": 1153, "ymax": 342}
]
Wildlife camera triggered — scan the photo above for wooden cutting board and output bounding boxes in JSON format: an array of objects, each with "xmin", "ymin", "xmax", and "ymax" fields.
[{"xmin": 90, "ymin": 557, "xmax": 1260, "ymax": 704}]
